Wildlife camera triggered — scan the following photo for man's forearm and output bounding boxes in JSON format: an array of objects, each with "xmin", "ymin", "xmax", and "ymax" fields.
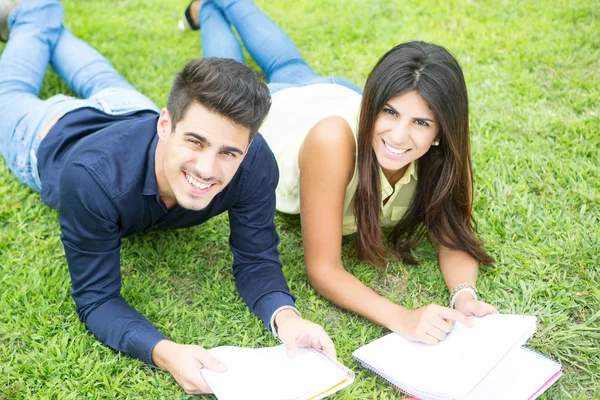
[{"xmin": 78, "ymin": 294, "xmax": 168, "ymax": 365}]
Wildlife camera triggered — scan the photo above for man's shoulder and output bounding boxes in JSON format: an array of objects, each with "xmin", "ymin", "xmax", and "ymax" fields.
[
  {"xmin": 62, "ymin": 115, "xmax": 158, "ymax": 200},
  {"xmin": 226, "ymin": 133, "xmax": 279, "ymax": 206},
  {"xmin": 242, "ymin": 133, "xmax": 278, "ymax": 174}
]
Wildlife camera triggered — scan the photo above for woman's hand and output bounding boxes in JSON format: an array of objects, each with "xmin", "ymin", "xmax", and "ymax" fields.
[
  {"xmin": 392, "ymin": 304, "xmax": 473, "ymax": 345},
  {"xmin": 453, "ymin": 293, "xmax": 498, "ymax": 317}
]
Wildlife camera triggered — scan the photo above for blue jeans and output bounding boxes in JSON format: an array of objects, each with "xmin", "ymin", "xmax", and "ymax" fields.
[
  {"xmin": 198, "ymin": 0, "xmax": 363, "ymax": 95},
  {"xmin": 0, "ymin": 0, "xmax": 159, "ymax": 191}
]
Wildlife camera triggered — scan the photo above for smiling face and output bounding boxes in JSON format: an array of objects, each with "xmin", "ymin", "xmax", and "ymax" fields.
[
  {"xmin": 371, "ymin": 90, "xmax": 440, "ymax": 185},
  {"xmin": 155, "ymin": 102, "xmax": 251, "ymax": 210}
]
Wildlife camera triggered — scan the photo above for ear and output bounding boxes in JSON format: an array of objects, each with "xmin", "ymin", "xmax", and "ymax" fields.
[{"xmin": 157, "ymin": 108, "xmax": 173, "ymax": 140}]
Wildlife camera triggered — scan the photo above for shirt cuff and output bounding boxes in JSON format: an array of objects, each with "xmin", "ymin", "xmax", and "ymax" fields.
[
  {"xmin": 253, "ymin": 291, "xmax": 296, "ymax": 333},
  {"xmin": 132, "ymin": 326, "xmax": 169, "ymax": 366},
  {"xmin": 269, "ymin": 305, "xmax": 302, "ymax": 339}
]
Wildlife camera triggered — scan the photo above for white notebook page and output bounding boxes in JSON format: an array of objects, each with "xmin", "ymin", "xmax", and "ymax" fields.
[
  {"xmin": 353, "ymin": 314, "xmax": 537, "ymax": 399},
  {"xmin": 202, "ymin": 345, "xmax": 352, "ymax": 400}
]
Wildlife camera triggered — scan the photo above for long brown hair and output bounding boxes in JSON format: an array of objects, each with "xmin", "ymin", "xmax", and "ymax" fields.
[{"xmin": 354, "ymin": 41, "xmax": 495, "ymax": 266}]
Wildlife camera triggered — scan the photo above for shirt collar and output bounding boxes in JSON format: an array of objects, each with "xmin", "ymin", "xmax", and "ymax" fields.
[
  {"xmin": 379, "ymin": 161, "xmax": 418, "ymax": 199},
  {"xmin": 398, "ymin": 161, "xmax": 418, "ymax": 185},
  {"xmin": 142, "ymin": 134, "xmax": 160, "ymax": 197}
]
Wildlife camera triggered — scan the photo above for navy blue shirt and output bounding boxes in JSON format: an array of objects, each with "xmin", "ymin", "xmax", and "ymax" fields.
[{"xmin": 37, "ymin": 108, "xmax": 295, "ymax": 365}]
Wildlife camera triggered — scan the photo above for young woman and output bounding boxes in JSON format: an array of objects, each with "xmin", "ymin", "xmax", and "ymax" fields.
[{"xmin": 181, "ymin": 0, "xmax": 498, "ymax": 345}]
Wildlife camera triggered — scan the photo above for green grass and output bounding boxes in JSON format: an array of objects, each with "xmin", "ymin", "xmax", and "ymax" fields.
[{"xmin": 1, "ymin": 0, "xmax": 598, "ymax": 398}]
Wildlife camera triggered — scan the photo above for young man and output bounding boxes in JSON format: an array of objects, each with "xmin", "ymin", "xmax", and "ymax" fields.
[{"xmin": 0, "ymin": 0, "xmax": 335, "ymax": 394}]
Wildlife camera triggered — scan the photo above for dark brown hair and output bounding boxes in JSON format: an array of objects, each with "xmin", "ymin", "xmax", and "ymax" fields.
[
  {"xmin": 353, "ymin": 41, "xmax": 495, "ymax": 266},
  {"xmin": 167, "ymin": 58, "xmax": 271, "ymax": 137}
]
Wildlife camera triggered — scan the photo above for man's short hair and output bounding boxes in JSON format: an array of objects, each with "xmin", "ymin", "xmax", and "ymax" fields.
[{"xmin": 167, "ymin": 58, "xmax": 271, "ymax": 138}]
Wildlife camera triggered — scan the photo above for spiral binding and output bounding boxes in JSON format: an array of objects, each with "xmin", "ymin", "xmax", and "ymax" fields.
[
  {"xmin": 353, "ymin": 357, "xmax": 456, "ymax": 400},
  {"xmin": 521, "ymin": 347, "xmax": 561, "ymax": 369}
]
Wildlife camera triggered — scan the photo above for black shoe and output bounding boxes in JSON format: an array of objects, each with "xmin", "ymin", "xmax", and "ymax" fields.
[
  {"xmin": 178, "ymin": 0, "xmax": 200, "ymax": 31},
  {"xmin": 0, "ymin": 0, "xmax": 22, "ymax": 42}
]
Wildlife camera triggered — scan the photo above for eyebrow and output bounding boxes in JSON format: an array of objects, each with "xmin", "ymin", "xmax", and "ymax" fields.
[
  {"xmin": 221, "ymin": 145, "xmax": 244, "ymax": 155},
  {"xmin": 184, "ymin": 132, "xmax": 210, "ymax": 145},
  {"xmin": 385, "ymin": 103, "xmax": 436, "ymax": 123},
  {"xmin": 184, "ymin": 132, "xmax": 244, "ymax": 155}
]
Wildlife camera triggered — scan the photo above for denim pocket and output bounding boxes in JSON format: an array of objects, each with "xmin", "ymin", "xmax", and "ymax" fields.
[{"xmin": 93, "ymin": 88, "xmax": 159, "ymax": 116}]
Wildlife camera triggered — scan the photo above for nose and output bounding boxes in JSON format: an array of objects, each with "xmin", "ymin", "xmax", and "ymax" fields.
[
  {"xmin": 389, "ymin": 120, "xmax": 410, "ymax": 145},
  {"xmin": 193, "ymin": 150, "xmax": 217, "ymax": 181}
]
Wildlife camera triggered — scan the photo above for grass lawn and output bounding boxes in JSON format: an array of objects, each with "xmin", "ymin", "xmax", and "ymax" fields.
[{"xmin": 1, "ymin": 0, "xmax": 598, "ymax": 398}]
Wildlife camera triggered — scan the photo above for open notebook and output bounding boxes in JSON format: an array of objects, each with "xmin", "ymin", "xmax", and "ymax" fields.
[
  {"xmin": 353, "ymin": 314, "xmax": 562, "ymax": 400},
  {"xmin": 201, "ymin": 345, "xmax": 354, "ymax": 400}
]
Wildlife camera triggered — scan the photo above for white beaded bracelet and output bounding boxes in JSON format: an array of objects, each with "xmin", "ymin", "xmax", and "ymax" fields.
[
  {"xmin": 449, "ymin": 288, "xmax": 478, "ymax": 309},
  {"xmin": 449, "ymin": 283, "xmax": 478, "ymax": 309}
]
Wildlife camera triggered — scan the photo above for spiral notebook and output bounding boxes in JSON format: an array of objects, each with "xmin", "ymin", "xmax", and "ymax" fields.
[
  {"xmin": 353, "ymin": 314, "xmax": 562, "ymax": 400},
  {"xmin": 201, "ymin": 345, "xmax": 354, "ymax": 400}
]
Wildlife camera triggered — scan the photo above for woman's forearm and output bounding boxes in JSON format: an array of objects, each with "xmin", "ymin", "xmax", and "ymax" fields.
[
  {"xmin": 307, "ymin": 264, "xmax": 408, "ymax": 331},
  {"xmin": 439, "ymin": 245, "xmax": 480, "ymax": 304},
  {"xmin": 439, "ymin": 245, "xmax": 499, "ymax": 315}
]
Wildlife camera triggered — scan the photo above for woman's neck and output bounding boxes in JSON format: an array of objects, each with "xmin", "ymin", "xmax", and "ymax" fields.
[{"xmin": 382, "ymin": 164, "xmax": 409, "ymax": 187}]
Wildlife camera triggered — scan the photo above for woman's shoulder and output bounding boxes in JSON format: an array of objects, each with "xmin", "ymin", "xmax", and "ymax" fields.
[
  {"xmin": 300, "ymin": 116, "xmax": 356, "ymax": 184},
  {"xmin": 307, "ymin": 115, "xmax": 356, "ymax": 148}
]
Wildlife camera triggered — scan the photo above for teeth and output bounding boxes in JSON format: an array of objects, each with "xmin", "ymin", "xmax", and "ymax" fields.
[
  {"xmin": 186, "ymin": 173, "xmax": 213, "ymax": 190},
  {"xmin": 384, "ymin": 141, "xmax": 408, "ymax": 155}
]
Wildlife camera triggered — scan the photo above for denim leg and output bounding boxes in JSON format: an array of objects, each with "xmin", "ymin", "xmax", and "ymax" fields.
[
  {"xmin": 0, "ymin": 0, "xmax": 64, "ymax": 190},
  {"xmin": 199, "ymin": 1, "xmax": 244, "ymax": 63},
  {"xmin": 0, "ymin": 0, "xmax": 63, "ymax": 133},
  {"xmin": 50, "ymin": 27, "xmax": 136, "ymax": 99},
  {"xmin": 209, "ymin": 0, "xmax": 321, "ymax": 84},
  {"xmin": 267, "ymin": 76, "xmax": 363, "ymax": 96}
]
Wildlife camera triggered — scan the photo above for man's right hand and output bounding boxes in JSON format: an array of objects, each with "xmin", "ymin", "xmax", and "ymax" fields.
[
  {"xmin": 151, "ymin": 340, "xmax": 227, "ymax": 395},
  {"xmin": 393, "ymin": 304, "xmax": 474, "ymax": 345}
]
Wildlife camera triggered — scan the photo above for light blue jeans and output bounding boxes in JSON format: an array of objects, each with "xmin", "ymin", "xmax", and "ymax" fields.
[
  {"xmin": 198, "ymin": 0, "xmax": 363, "ymax": 95},
  {"xmin": 0, "ymin": 0, "xmax": 159, "ymax": 191}
]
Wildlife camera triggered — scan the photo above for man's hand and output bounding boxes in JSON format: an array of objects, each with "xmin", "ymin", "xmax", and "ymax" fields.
[
  {"xmin": 392, "ymin": 304, "xmax": 474, "ymax": 345},
  {"xmin": 275, "ymin": 309, "xmax": 336, "ymax": 358},
  {"xmin": 151, "ymin": 340, "xmax": 227, "ymax": 395},
  {"xmin": 453, "ymin": 292, "xmax": 499, "ymax": 317}
]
